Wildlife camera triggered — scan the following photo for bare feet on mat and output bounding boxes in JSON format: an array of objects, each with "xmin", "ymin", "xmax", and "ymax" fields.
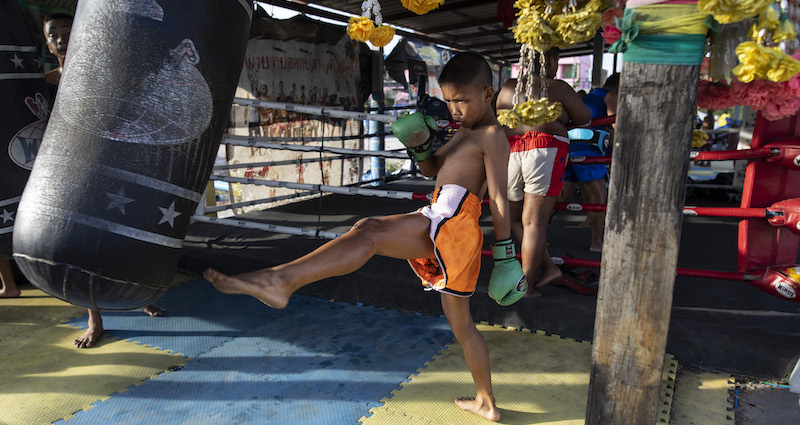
[
  {"xmin": 204, "ymin": 268, "xmax": 290, "ymax": 309},
  {"xmin": 141, "ymin": 305, "xmax": 163, "ymax": 316},
  {"xmin": 524, "ymin": 288, "xmax": 543, "ymax": 298},
  {"xmin": 535, "ymin": 264, "xmax": 562, "ymax": 289},
  {"xmin": 74, "ymin": 325, "xmax": 103, "ymax": 348},
  {"xmin": 454, "ymin": 396, "xmax": 501, "ymax": 422}
]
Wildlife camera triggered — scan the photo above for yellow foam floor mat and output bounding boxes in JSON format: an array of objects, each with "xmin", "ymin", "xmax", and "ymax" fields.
[
  {"xmin": 361, "ymin": 323, "xmax": 677, "ymax": 425},
  {"xmin": 670, "ymin": 371, "xmax": 734, "ymax": 424},
  {"xmin": 0, "ymin": 287, "xmax": 87, "ymax": 325},
  {"xmin": 0, "ymin": 288, "xmax": 189, "ymax": 425}
]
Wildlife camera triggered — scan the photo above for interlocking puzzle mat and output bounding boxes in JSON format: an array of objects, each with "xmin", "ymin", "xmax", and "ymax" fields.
[{"xmin": 361, "ymin": 323, "xmax": 679, "ymax": 425}]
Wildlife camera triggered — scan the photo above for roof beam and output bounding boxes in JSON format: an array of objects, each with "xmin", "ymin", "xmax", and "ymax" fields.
[
  {"xmin": 416, "ymin": 17, "xmax": 500, "ymax": 34},
  {"xmin": 462, "ymin": 37, "xmax": 517, "ymax": 49},
  {"xmin": 449, "ymin": 28, "xmax": 509, "ymax": 41}
]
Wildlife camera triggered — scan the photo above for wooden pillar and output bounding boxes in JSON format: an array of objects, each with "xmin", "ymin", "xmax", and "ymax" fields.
[
  {"xmin": 591, "ymin": 32, "xmax": 604, "ymax": 86},
  {"xmin": 586, "ymin": 62, "xmax": 699, "ymax": 424}
]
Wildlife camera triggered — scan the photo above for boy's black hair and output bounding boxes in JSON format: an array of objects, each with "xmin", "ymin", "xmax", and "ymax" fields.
[
  {"xmin": 43, "ymin": 13, "xmax": 73, "ymax": 25},
  {"xmin": 438, "ymin": 52, "xmax": 492, "ymax": 89},
  {"xmin": 604, "ymin": 73, "xmax": 620, "ymax": 90}
]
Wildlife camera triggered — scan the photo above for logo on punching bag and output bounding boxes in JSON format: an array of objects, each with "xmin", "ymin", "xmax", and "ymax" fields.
[
  {"xmin": 8, "ymin": 120, "xmax": 47, "ymax": 170},
  {"xmin": 7, "ymin": 92, "xmax": 50, "ymax": 170},
  {"xmin": 57, "ymin": 37, "xmax": 213, "ymax": 145}
]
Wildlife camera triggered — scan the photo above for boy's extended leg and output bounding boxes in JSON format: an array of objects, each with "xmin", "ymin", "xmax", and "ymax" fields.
[
  {"xmin": 521, "ymin": 193, "xmax": 560, "ymax": 296},
  {"xmin": 441, "ymin": 293, "xmax": 500, "ymax": 422},
  {"xmin": 205, "ymin": 213, "xmax": 434, "ymax": 308}
]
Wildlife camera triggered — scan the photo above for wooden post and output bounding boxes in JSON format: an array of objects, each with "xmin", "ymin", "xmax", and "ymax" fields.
[
  {"xmin": 591, "ymin": 32, "xmax": 604, "ymax": 86},
  {"xmin": 586, "ymin": 62, "xmax": 699, "ymax": 424}
]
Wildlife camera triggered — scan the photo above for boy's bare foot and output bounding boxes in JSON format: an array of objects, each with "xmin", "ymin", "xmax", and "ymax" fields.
[
  {"xmin": 203, "ymin": 268, "xmax": 290, "ymax": 309},
  {"xmin": 74, "ymin": 325, "xmax": 103, "ymax": 348},
  {"xmin": 589, "ymin": 244, "xmax": 603, "ymax": 253},
  {"xmin": 524, "ymin": 288, "xmax": 542, "ymax": 298},
  {"xmin": 142, "ymin": 305, "xmax": 163, "ymax": 316},
  {"xmin": 454, "ymin": 396, "xmax": 500, "ymax": 422},
  {"xmin": 535, "ymin": 265, "xmax": 562, "ymax": 289},
  {"xmin": 0, "ymin": 287, "xmax": 21, "ymax": 298}
]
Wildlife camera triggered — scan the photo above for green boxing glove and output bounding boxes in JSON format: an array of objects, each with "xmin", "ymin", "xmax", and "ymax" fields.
[
  {"xmin": 392, "ymin": 112, "xmax": 438, "ymax": 161},
  {"xmin": 488, "ymin": 239, "xmax": 528, "ymax": 306}
]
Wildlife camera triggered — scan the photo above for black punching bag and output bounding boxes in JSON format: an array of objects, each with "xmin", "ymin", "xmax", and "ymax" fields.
[
  {"xmin": 13, "ymin": 0, "xmax": 253, "ymax": 309},
  {"xmin": 1, "ymin": 0, "xmax": 51, "ymax": 256}
]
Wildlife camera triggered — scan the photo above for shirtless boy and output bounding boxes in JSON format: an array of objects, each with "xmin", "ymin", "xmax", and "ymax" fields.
[
  {"xmin": 205, "ymin": 52, "xmax": 527, "ymax": 422},
  {"xmin": 42, "ymin": 13, "xmax": 163, "ymax": 348},
  {"xmin": 495, "ymin": 48, "xmax": 591, "ymax": 297}
]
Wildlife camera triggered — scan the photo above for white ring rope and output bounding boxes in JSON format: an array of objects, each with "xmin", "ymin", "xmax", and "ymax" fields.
[
  {"xmin": 213, "ymin": 155, "xmax": 359, "ymax": 171},
  {"xmin": 204, "ymin": 191, "xmax": 316, "ymax": 213},
  {"xmin": 222, "ymin": 132, "xmax": 389, "ymax": 144},
  {"xmin": 210, "ymin": 174, "xmax": 422, "ymax": 201},
  {"xmin": 222, "ymin": 135, "xmax": 408, "ymax": 159},
  {"xmin": 193, "ymin": 215, "xmax": 344, "ymax": 239},
  {"xmin": 233, "ymin": 98, "xmax": 398, "ymax": 123}
]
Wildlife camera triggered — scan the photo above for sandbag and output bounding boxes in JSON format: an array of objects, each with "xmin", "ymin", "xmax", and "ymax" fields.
[
  {"xmin": 13, "ymin": 0, "xmax": 253, "ymax": 309},
  {"xmin": 0, "ymin": 0, "xmax": 52, "ymax": 256}
]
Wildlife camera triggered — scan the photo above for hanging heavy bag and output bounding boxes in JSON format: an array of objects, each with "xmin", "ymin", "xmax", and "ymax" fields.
[
  {"xmin": 0, "ymin": 0, "xmax": 52, "ymax": 256},
  {"xmin": 13, "ymin": 0, "xmax": 254, "ymax": 310}
]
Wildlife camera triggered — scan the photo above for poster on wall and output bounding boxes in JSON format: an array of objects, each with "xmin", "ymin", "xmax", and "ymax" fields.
[{"xmin": 226, "ymin": 15, "xmax": 363, "ymax": 213}]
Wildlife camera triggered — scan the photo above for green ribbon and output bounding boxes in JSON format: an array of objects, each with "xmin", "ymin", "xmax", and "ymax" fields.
[
  {"xmin": 608, "ymin": 7, "xmax": 709, "ymax": 65},
  {"xmin": 609, "ymin": 8, "xmax": 640, "ymax": 54}
]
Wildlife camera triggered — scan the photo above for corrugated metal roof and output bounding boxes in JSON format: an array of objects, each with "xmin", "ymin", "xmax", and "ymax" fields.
[{"xmin": 260, "ymin": 0, "xmax": 600, "ymax": 63}]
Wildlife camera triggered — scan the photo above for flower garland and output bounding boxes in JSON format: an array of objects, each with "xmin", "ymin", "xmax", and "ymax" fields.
[
  {"xmin": 697, "ymin": 0, "xmax": 774, "ymax": 24},
  {"xmin": 346, "ymin": 0, "xmax": 396, "ymax": 47},
  {"xmin": 692, "ymin": 129, "xmax": 710, "ymax": 148},
  {"xmin": 601, "ymin": 6, "xmax": 624, "ymax": 43},
  {"xmin": 496, "ymin": 43, "xmax": 564, "ymax": 128},
  {"xmin": 731, "ymin": 5, "xmax": 800, "ymax": 82},
  {"xmin": 512, "ymin": 0, "xmax": 607, "ymax": 51},
  {"xmin": 502, "ymin": 0, "xmax": 607, "ymax": 128},
  {"xmin": 698, "ymin": 49, "xmax": 800, "ymax": 120},
  {"xmin": 401, "ymin": 0, "xmax": 445, "ymax": 15}
]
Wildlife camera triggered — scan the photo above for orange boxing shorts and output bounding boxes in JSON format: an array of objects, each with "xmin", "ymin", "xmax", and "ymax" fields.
[
  {"xmin": 507, "ymin": 131, "xmax": 570, "ymax": 199},
  {"xmin": 408, "ymin": 184, "xmax": 483, "ymax": 297}
]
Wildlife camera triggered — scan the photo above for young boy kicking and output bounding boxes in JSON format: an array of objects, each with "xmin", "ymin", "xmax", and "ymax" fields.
[{"xmin": 204, "ymin": 52, "xmax": 525, "ymax": 422}]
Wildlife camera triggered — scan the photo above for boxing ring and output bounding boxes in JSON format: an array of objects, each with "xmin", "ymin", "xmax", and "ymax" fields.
[{"xmin": 197, "ymin": 98, "xmax": 800, "ymax": 304}]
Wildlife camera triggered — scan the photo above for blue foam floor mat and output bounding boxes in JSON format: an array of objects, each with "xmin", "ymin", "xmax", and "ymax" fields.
[{"xmin": 57, "ymin": 279, "xmax": 455, "ymax": 424}]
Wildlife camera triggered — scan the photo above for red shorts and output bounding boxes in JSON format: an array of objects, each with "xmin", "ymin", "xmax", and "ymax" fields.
[{"xmin": 507, "ymin": 131, "xmax": 570, "ymax": 199}]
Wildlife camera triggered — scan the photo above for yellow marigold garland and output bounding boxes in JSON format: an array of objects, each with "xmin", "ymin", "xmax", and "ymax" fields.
[
  {"xmin": 697, "ymin": 0, "xmax": 774, "ymax": 24},
  {"xmin": 766, "ymin": 53, "xmax": 800, "ymax": 82},
  {"xmin": 347, "ymin": 16, "xmax": 375, "ymax": 43},
  {"xmin": 401, "ymin": 0, "xmax": 444, "ymax": 15},
  {"xmin": 512, "ymin": 0, "xmax": 605, "ymax": 50},
  {"xmin": 369, "ymin": 25, "xmax": 396, "ymax": 47},
  {"xmin": 497, "ymin": 99, "xmax": 563, "ymax": 128},
  {"xmin": 347, "ymin": 0, "xmax": 397, "ymax": 47},
  {"xmin": 552, "ymin": 6, "xmax": 603, "ymax": 47},
  {"xmin": 732, "ymin": 10, "xmax": 800, "ymax": 84},
  {"xmin": 692, "ymin": 130, "xmax": 709, "ymax": 148},
  {"xmin": 513, "ymin": 14, "xmax": 559, "ymax": 52}
]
